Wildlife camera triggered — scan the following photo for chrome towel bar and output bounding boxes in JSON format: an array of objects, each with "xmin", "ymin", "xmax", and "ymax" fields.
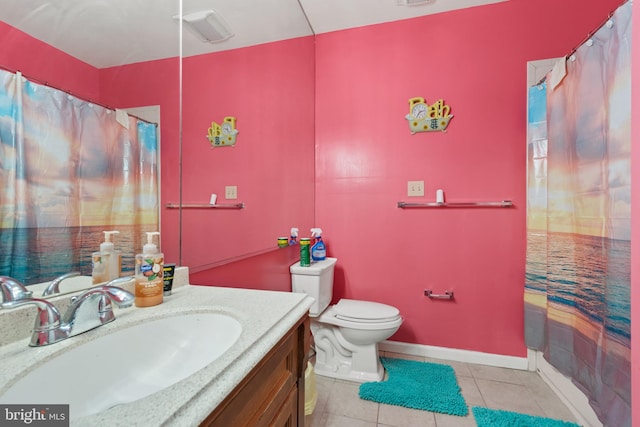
[
  {"xmin": 165, "ymin": 203, "xmax": 245, "ymax": 209},
  {"xmin": 424, "ymin": 290, "xmax": 454, "ymax": 300},
  {"xmin": 398, "ymin": 200, "xmax": 512, "ymax": 208}
]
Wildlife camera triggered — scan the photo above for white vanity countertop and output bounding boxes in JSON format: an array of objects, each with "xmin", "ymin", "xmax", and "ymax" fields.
[{"xmin": 0, "ymin": 284, "xmax": 314, "ymax": 426}]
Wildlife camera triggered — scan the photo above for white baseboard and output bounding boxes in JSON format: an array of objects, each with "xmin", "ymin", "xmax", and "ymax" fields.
[
  {"xmin": 379, "ymin": 340, "xmax": 529, "ymax": 370},
  {"xmin": 379, "ymin": 341, "xmax": 601, "ymax": 427}
]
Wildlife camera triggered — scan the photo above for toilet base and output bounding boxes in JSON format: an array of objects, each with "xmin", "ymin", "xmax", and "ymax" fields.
[
  {"xmin": 311, "ymin": 321, "xmax": 386, "ymax": 383},
  {"xmin": 313, "ymin": 356, "xmax": 384, "ymax": 383}
]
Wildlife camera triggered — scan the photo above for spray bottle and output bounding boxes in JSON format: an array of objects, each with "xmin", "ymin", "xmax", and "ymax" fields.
[
  {"xmin": 135, "ymin": 231, "xmax": 164, "ymax": 307},
  {"xmin": 310, "ymin": 228, "xmax": 326, "ymax": 262},
  {"xmin": 289, "ymin": 228, "xmax": 299, "ymax": 245},
  {"xmin": 92, "ymin": 230, "xmax": 121, "ymax": 284}
]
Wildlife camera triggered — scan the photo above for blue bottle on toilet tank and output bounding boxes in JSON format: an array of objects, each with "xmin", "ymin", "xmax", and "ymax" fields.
[{"xmin": 310, "ymin": 228, "xmax": 326, "ymax": 262}]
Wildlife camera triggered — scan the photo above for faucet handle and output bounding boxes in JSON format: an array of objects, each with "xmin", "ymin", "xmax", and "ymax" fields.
[
  {"xmin": 104, "ymin": 276, "xmax": 135, "ymax": 288},
  {"xmin": 101, "ymin": 285, "xmax": 135, "ymax": 308},
  {"xmin": 62, "ymin": 285, "xmax": 135, "ymax": 337},
  {"xmin": 0, "ymin": 276, "xmax": 33, "ymax": 302},
  {"xmin": 1, "ymin": 298, "xmax": 65, "ymax": 346},
  {"xmin": 42, "ymin": 271, "xmax": 81, "ymax": 297}
]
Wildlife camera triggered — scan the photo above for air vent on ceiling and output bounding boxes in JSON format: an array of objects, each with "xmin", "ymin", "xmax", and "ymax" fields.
[{"xmin": 176, "ymin": 10, "xmax": 234, "ymax": 43}]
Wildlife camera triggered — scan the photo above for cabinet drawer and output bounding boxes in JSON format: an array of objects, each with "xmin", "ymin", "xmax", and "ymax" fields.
[{"xmin": 269, "ymin": 386, "xmax": 298, "ymax": 427}]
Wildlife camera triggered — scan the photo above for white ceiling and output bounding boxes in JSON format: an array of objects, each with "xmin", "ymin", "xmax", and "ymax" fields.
[{"xmin": 0, "ymin": 0, "xmax": 506, "ymax": 69}]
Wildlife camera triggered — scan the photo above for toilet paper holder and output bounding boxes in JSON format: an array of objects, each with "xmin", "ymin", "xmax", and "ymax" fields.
[{"xmin": 424, "ymin": 290, "xmax": 454, "ymax": 300}]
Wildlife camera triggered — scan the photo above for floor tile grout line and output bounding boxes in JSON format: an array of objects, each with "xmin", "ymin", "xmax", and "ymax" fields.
[{"xmin": 470, "ymin": 375, "xmax": 488, "ymax": 409}]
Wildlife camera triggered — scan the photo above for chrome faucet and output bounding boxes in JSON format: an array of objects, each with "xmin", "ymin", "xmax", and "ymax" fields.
[
  {"xmin": 1, "ymin": 298, "xmax": 66, "ymax": 346},
  {"xmin": 61, "ymin": 276, "xmax": 135, "ymax": 337},
  {"xmin": 42, "ymin": 271, "xmax": 81, "ymax": 297},
  {"xmin": 0, "ymin": 276, "xmax": 33, "ymax": 302},
  {"xmin": 0, "ymin": 276, "xmax": 135, "ymax": 347}
]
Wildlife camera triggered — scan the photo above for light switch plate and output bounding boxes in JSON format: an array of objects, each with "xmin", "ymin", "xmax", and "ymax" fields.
[
  {"xmin": 225, "ymin": 185, "xmax": 238, "ymax": 199},
  {"xmin": 408, "ymin": 181, "xmax": 424, "ymax": 197}
]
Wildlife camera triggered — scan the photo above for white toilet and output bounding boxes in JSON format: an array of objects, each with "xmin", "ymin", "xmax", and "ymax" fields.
[{"xmin": 290, "ymin": 257, "xmax": 403, "ymax": 382}]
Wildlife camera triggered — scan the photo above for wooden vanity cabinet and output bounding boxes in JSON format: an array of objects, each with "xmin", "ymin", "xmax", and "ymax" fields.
[{"xmin": 200, "ymin": 315, "xmax": 310, "ymax": 427}]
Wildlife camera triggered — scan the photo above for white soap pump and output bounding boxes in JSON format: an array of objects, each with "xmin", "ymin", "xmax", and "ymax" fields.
[
  {"xmin": 91, "ymin": 230, "xmax": 121, "ymax": 284},
  {"xmin": 142, "ymin": 231, "xmax": 161, "ymax": 255}
]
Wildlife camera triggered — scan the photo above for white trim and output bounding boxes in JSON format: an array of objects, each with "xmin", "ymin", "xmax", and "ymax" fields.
[
  {"xmin": 534, "ymin": 351, "xmax": 602, "ymax": 427},
  {"xmin": 379, "ymin": 341, "xmax": 602, "ymax": 427},
  {"xmin": 527, "ymin": 347, "xmax": 538, "ymax": 371},
  {"xmin": 379, "ymin": 340, "xmax": 529, "ymax": 370},
  {"xmin": 527, "ymin": 58, "xmax": 559, "ymax": 87}
]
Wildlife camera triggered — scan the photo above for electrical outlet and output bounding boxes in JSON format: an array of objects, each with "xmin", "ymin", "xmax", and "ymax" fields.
[
  {"xmin": 225, "ymin": 185, "xmax": 237, "ymax": 199},
  {"xmin": 407, "ymin": 181, "xmax": 424, "ymax": 197}
]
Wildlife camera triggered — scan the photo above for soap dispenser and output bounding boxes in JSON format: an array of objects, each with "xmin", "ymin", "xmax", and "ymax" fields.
[
  {"xmin": 92, "ymin": 230, "xmax": 122, "ymax": 284},
  {"xmin": 134, "ymin": 231, "xmax": 164, "ymax": 307}
]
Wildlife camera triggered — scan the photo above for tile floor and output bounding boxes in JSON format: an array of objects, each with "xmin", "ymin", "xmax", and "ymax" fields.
[{"xmin": 304, "ymin": 351, "xmax": 578, "ymax": 427}]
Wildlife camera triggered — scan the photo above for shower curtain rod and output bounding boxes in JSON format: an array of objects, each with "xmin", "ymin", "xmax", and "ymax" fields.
[
  {"xmin": 0, "ymin": 64, "xmax": 157, "ymax": 126},
  {"xmin": 565, "ymin": 0, "xmax": 626, "ymax": 59},
  {"xmin": 533, "ymin": 0, "xmax": 626, "ymax": 89}
]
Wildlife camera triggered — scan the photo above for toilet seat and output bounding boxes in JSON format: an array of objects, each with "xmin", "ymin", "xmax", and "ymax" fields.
[
  {"xmin": 318, "ymin": 299, "xmax": 402, "ymax": 330},
  {"xmin": 333, "ymin": 299, "xmax": 400, "ymax": 323}
]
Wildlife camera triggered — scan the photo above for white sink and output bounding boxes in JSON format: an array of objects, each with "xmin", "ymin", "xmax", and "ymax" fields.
[{"xmin": 0, "ymin": 312, "xmax": 242, "ymax": 420}]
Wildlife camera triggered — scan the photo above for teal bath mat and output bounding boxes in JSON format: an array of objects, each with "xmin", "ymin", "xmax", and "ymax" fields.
[
  {"xmin": 472, "ymin": 407, "xmax": 581, "ymax": 427},
  {"xmin": 359, "ymin": 357, "xmax": 468, "ymax": 416}
]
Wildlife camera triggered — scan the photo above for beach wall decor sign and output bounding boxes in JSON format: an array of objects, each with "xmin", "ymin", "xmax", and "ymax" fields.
[
  {"xmin": 207, "ymin": 116, "xmax": 238, "ymax": 147},
  {"xmin": 524, "ymin": 3, "xmax": 631, "ymax": 425},
  {"xmin": 405, "ymin": 97, "xmax": 453, "ymax": 134}
]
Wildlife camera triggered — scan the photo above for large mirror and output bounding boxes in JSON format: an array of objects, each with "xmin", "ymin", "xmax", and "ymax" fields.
[
  {"xmin": 0, "ymin": 0, "xmax": 316, "ymax": 293},
  {"xmin": 177, "ymin": 0, "xmax": 316, "ymax": 272}
]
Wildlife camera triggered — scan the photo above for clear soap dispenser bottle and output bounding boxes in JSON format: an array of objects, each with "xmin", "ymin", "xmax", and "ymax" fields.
[
  {"xmin": 135, "ymin": 231, "xmax": 164, "ymax": 307},
  {"xmin": 92, "ymin": 230, "xmax": 122, "ymax": 284}
]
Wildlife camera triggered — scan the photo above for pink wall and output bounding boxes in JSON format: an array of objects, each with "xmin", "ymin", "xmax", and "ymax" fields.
[
  {"xmin": 0, "ymin": 21, "xmax": 99, "ymax": 101},
  {"xmin": 190, "ymin": 245, "xmax": 300, "ymax": 291},
  {"xmin": 631, "ymin": 0, "xmax": 639, "ymax": 421},
  {"xmin": 179, "ymin": 37, "xmax": 316, "ymax": 271},
  {"xmin": 314, "ymin": 0, "xmax": 622, "ymax": 356}
]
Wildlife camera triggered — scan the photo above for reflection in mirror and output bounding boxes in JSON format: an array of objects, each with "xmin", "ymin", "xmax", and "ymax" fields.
[
  {"xmin": 178, "ymin": 0, "xmax": 316, "ymax": 272},
  {"xmin": 0, "ymin": 1, "xmax": 180, "ymax": 295}
]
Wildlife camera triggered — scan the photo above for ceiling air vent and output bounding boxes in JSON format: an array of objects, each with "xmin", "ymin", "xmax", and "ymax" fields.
[{"xmin": 176, "ymin": 10, "xmax": 234, "ymax": 43}]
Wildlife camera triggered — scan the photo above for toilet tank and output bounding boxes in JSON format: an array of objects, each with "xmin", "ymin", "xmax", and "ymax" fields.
[{"xmin": 290, "ymin": 257, "xmax": 337, "ymax": 316}]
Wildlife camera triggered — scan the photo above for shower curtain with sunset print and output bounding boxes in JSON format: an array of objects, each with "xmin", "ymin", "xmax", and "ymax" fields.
[
  {"xmin": 0, "ymin": 69, "xmax": 159, "ymax": 285},
  {"xmin": 524, "ymin": 2, "xmax": 630, "ymax": 426}
]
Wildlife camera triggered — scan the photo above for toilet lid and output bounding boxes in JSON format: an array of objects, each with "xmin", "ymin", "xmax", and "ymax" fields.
[{"xmin": 334, "ymin": 299, "xmax": 400, "ymax": 322}]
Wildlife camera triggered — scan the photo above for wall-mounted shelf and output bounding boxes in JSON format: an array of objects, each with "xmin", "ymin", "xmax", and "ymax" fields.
[
  {"xmin": 397, "ymin": 200, "xmax": 513, "ymax": 208},
  {"xmin": 165, "ymin": 203, "xmax": 245, "ymax": 209}
]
